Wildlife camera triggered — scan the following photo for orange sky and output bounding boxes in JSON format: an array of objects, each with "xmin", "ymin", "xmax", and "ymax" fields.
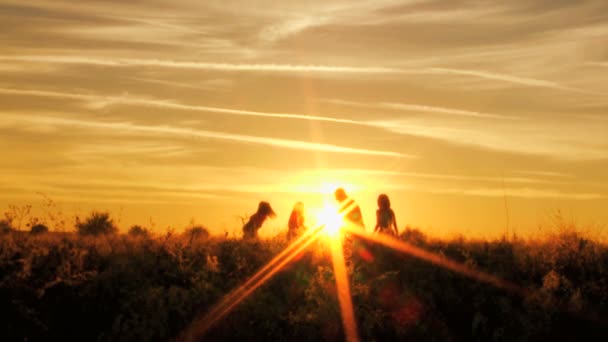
[{"xmin": 1, "ymin": 0, "xmax": 607, "ymax": 238}]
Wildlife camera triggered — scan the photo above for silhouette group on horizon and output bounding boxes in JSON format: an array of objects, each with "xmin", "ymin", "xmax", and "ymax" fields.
[{"xmin": 241, "ymin": 188, "xmax": 399, "ymax": 240}]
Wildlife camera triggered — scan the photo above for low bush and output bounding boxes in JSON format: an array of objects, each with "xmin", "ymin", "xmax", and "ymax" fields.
[{"xmin": 76, "ymin": 212, "xmax": 117, "ymax": 236}]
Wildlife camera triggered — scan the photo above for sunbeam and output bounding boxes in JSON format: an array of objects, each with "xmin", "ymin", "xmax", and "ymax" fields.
[
  {"xmin": 344, "ymin": 227, "xmax": 525, "ymax": 295},
  {"xmin": 182, "ymin": 199, "xmax": 365, "ymax": 340},
  {"xmin": 199, "ymin": 224, "xmax": 321, "ymax": 319},
  {"xmin": 181, "ymin": 196, "xmax": 527, "ymax": 342},
  {"xmin": 329, "ymin": 233, "xmax": 359, "ymax": 342},
  {"xmin": 180, "ymin": 225, "xmax": 325, "ymax": 341}
]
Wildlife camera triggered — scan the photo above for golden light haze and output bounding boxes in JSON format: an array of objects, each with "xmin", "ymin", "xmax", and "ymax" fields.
[{"xmin": 1, "ymin": 0, "xmax": 607, "ymax": 237}]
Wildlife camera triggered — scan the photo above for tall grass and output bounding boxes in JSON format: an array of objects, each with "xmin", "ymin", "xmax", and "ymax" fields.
[{"xmin": 1, "ymin": 222, "xmax": 607, "ymax": 341}]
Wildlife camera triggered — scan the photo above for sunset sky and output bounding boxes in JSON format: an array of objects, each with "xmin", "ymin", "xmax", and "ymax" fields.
[{"xmin": 1, "ymin": 0, "xmax": 607, "ymax": 237}]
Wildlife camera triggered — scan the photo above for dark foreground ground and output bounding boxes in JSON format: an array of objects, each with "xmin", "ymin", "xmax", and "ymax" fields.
[{"xmin": 1, "ymin": 228, "xmax": 607, "ymax": 341}]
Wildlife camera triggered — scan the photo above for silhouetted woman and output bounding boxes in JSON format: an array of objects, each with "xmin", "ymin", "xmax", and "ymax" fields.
[
  {"xmin": 374, "ymin": 194, "xmax": 398, "ymax": 236},
  {"xmin": 243, "ymin": 201, "xmax": 276, "ymax": 240},
  {"xmin": 287, "ymin": 202, "xmax": 306, "ymax": 240}
]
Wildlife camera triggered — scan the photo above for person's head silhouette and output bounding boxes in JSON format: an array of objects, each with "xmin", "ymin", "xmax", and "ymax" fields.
[
  {"xmin": 257, "ymin": 201, "xmax": 276, "ymax": 218},
  {"xmin": 377, "ymin": 194, "xmax": 391, "ymax": 210},
  {"xmin": 334, "ymin": 187, "xmax": 347, "ymax": 202},
  {"xmin": 292, "ymin": 201, "xmax": 304, "ymax": 215}
]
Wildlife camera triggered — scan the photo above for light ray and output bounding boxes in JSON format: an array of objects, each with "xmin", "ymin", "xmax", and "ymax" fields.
[
  {"xmin": 202, "ymin": 225, "xmax": 320, "ymax": 319},
  {"xmin": 344, "ymin": 227, "xmax": 524, "ymax": 295},
  {"xmin": 181, "ymin": 225, "xmax": 325, "ymax": 341},
  {"xmin": 183, "ymin": 200, "xmax": 363, "ymax": 340},
  {"xmin": 316, "ymin": 199, "xmax": 361, "ymax": 341},
  {"xmin": 345, "ymin": 227, "xmax": 608, "ymax": 326},
  {"xmin": 329, "ymin": 235, "xmax": 359, "ymax": 342}
]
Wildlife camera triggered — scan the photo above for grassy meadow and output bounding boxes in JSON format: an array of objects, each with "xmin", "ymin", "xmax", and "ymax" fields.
[{"xmin": 1, "ymin": 207, "xmax": 607, "ymax": 341}]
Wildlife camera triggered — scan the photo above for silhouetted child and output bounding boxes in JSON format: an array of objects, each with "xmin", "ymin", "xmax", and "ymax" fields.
[
  {"xmin": 242, "ymin": 201, "xmax": 276, "ymax": 239},
  {"xmin": 334, "ymin": 188, "xmax": 364, "ymax": 229},
  {"xmin": 334, "ymin": 188, "xmax": 374, "ymax": 282},
  {"xmin": 374, "ymin": 194, "xmax": 398, "ymax": 236},
  {"xmin": 287, "ymin": 201, "xmax": 306, "ymax": 240}
]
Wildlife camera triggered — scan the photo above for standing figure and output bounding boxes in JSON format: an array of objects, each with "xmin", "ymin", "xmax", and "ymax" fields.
[
  {"xmin": 242, "ymin": 201, "xmax": 276, "ymax": 240},
  {"xmin": 334, "ymin": 188, "xmax": 364, "ymax": 229},
  {"xmin": 374, "ymin": 194, "xmax": 398, "ymax": 236},
  {"xmin": 334, "ymin": 188, "xmax": 372, "ymax": 277},
  {"xmin": 287, "ymin": 202, "xmax": 306, "ymax": 240}
]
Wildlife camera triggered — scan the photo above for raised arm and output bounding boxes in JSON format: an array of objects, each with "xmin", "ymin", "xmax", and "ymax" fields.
[
  {"xmin": 374, "ymin": 210, "xmax": 380, "ymax": 233},
  {"xmin": 391, "ymin": 210, "xmax": 398, "ymax": 236}
]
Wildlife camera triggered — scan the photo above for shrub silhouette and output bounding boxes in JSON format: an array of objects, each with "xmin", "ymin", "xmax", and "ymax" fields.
[
  {"xmin": 184, "ymin": 225, "xmax": 210, "ymax": 242},
  {"xmin": 400, "ymin": 226, "xmax": 428, "ymax": 246},
  {"xmin": 30, "ymin": 223, "xmax": 49, "ymax": 235},
  {"xmin": 128, "ymin": 225, "xmax": 150, "ymax": 238},
  {"xmin": 76, "ymin": 211, "xmax": 117, "ymax": 236},
  {"xmin": 0, "ymin": 219, "xmax": 13, "ymax": 234}
]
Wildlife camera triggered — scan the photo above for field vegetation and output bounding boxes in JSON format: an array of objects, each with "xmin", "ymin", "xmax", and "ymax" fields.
[{"xmin": 0, "ymin": 205, "xmax": 607, "ymax": 341}]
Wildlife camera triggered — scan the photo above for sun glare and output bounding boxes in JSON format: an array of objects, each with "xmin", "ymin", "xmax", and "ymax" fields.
[{"xmin": 315, "ymin": 203, "xmax": 343, "ymax": 239}]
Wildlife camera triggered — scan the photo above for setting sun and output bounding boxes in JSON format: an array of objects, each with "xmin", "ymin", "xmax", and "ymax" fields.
[{"xmin": 315, "ymin": 202, "xmax": 344, "ymax": 239}]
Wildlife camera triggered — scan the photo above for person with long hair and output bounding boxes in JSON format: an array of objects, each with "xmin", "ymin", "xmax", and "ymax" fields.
[
  {"xmin": 287, "ymin": 201, "xmax": 306, "ymax": 240},
  {"xmin": 242, "ymin": 201, "xmax": 276, "ymax": 240},
  {"xmin": 374, "ymin": 194, "xmax": 398, "ymax": 236}
]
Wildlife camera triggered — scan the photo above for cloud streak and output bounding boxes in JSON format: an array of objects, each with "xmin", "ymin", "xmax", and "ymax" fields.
[
  {"xmin": 292, "ymin": 168, "xmax": 602, "ymax": 189},
  {"xmin": 6, "ymin": 114, "xmax": 407, "ymax": 158},
  {"xmin": 0, "ymin": 55, "xmax": 590, "ymax": 95},
  {"xmin": 0, "ymin": 55, "xmax": 399, "ymax": 74},
  {"xmin": 5, "ymin": 87, "xmax": 605, "ymax": 160},
  {"xmin": 429, "ymin": 187, "xmax": 604, "ymax": 200},
  {"xmin": 427, "ymin": 67, "xmax": 591, "ymax": 93},
  {"xmin": 0, "ymin": 87, "xmax": 372, "ymax": 127},
  {"xmin": 324, "ymin": 99, "xmax": 516, "ymax": 120},
  {"xmin": 371, "ymin": 118, "xmax": 608, "ymax": 160}
]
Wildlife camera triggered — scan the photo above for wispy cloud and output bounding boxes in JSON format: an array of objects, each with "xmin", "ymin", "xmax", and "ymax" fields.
[
  {"xmin": 417, "ymin": 186, "xmax": 604, "ymax": 200},
  {"xmin": 0, "ymin": 55, "xmax": 591, "ymax": 95},
  {"xmin": 5, "ymin": 87, "xmax": 606, "ymax": 160},
  {"xmin": 0, "ymin": 55, "xmax": 399, "ymax": 74},
  {"xmin": 382, "ymin": 102, "xmax": 519, "ymax": 120},
  {"xmin": 68, "ymin": 143, "xmax": 190, "ymax": 159},
  {"xmin": 426, "ymin": 67, "xmax": 588, "ymax": 93},
  {"xmin": 294, "ymin": 168, "xmax": 581, "ymax": 187},
  {"xmin": 513, "ymin": 170, "xmax": 573, "ymax": 178},
  {"xmin": 0, "ymin": 87, "xmax": 371, "ymax": 126},
  {"xmin": 6, "ymin": 114, "xmax": 407, "ymax": 158},
  {"xmin": 324, "ymin": 99, "xmax": 516, "ymax": 120},
  {"xmin": 125, "ymin": 77, "xmax": 234, "ymax": 91},
  {"xmin": 259, "ymin": 16, "xmax": 329, "ymax": 43},
  {"xmin": 371, "ymin": 117, "xmax": 608, "ymax": 160},
  {"xmin": 285, "ymin": 168, "xmax": 605, "ymax": 199}
]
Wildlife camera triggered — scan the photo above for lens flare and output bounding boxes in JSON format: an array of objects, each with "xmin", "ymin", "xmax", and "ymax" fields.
[
  {"xmin": 329, "ymin": 230, "xmax": 360, "ymax": 342},
  {"xmin": 343, "ymin": 226, "xmax": 525, "ymax": 295},
  {"xmin": 180, "ymin": 226, "xmax": 325, "ymax": 341},
  {"xmin": 315, "ymin": 203, "xmax": 343, "ymax": 239}
]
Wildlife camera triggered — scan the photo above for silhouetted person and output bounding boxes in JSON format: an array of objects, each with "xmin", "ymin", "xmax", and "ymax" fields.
[
  {"xmin": 374, "ymin": 194, "xmax": 398, "ymax": 236},
  {"xmin": 287, "ymin": 201, "xmax": 306, "ymax": 240},
  {"xmin": 334, "ymin": 188, "xmax": 364, "ymax": 229},
  {"xmin": 334, "ymin": 188, "xmax": 371, "ymax": 279},
  {"xmin": 243, "ymin": 201, "xmax": 276, "ymax": 240}
]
